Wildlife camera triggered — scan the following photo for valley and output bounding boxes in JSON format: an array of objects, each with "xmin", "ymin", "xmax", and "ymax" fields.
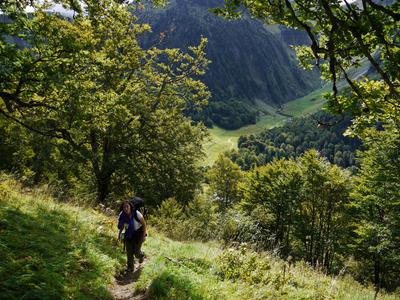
[{"xmin": 204, "ymin": 86, "xmax": 328, "ymax": 165}]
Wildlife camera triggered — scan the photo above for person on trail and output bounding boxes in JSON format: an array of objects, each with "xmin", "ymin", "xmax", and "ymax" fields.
[{"xmin": 118, "ymin": 200, "xmax": 147, "ymax": 272}]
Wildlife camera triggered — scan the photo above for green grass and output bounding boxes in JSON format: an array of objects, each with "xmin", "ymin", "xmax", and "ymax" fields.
[
  {"xmin": 0, "ymin": 175, "xmax": 398, "ymax": 299},
  {"xmin": 282, "ymin": 86, "xmax": 329, "ymax": 117},
  {"xmin": 0, "ymin": 175, "xmax": 124, "ymax": 300},
  {"xmin": 203, "ymin": 87, "xmax": 328, "ymax": 166},
  {"xmin": 134, "ymin": 231, "xmax": 397, "ymax": 300}
]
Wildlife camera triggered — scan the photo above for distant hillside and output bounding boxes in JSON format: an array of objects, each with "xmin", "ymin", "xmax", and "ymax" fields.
[
  {"xmin": 1, "ymin": 1, "xmax": 321, "ymax": 129},
  {"xmin": 137, "ymin": 0, "xmax": 321, "ymax": 129}
]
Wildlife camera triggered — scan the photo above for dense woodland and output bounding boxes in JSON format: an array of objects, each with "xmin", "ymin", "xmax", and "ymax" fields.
[
  {"xmin": 190, "ymin": 98, "xmax": 258, "ymax": 129},
  {"xmin": 230, "ymin": 112, "xmax": 362, "ymax": 170},
  {"xmin": 0, "ymin": 0, "xmax": 399, "ymax": 297},
  {"xmin": 197, "ymin": 145, "xmax": 399, "ymax": 291}
]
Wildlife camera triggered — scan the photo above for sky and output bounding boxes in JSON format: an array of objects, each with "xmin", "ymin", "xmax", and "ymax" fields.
[{"xmin": 25, "ymin": 2, "xmax": 77, "ymax": 18}]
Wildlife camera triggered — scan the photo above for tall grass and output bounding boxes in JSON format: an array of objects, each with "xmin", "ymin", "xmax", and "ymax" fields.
[{"xmin": 132, "ymin": 230, "xmax": 398, "ymax": 300}]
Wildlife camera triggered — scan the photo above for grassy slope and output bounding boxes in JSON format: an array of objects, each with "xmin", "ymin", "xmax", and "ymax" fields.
[
  {"xmin": 136, "ymin": 233, "xmax": 396, "ymax": 300},
  {"xmin": 203, "ymin": 86, "xmax": 328, "ymax": 165},
  {"xmin": 0, "ymin": 176, "xmax": 124, "ymax": 300},
  {"xmin": 135, "ymin": 231, "xmax": 398, "ymax": 300},
  {"xmin": 1, "ymin": 176, "xmax": 396, "ymax": 299}
]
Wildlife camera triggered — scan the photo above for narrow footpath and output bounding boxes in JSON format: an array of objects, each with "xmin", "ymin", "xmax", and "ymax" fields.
[{"xmin": 108, "ymin": 259, "xmax": 148, "ymax": 300}]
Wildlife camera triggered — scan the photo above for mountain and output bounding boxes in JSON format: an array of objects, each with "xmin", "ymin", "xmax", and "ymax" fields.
[{"xmin": 137, "ymin": 0, "xmax": 321, "ymax": 129}]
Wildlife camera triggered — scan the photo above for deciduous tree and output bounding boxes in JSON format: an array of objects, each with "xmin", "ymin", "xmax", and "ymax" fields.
[
  {"xmin": 0, "ymin": 0, "xmax": 210, "ymax": 203},
  {"xmin": 207, "ymin": 153, "xmax": 243, "ymax": 210}
]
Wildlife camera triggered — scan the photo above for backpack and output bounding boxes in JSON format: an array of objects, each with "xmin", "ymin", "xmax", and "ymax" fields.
[
  {"xmin": 130, "ymin": 196, "xmax": 145, "ymax": 212},
  {"xmin": 119, "ymin": 196, "xmax": 147, "ymax": 221}
]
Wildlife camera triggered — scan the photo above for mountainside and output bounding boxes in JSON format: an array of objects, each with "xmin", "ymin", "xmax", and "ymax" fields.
[{"xmin": 138, "ymin": 0, "xmax": 321, "ymax": 129}]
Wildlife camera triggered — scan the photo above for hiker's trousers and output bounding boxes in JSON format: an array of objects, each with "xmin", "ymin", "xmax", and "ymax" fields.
[{"xmin": 125, "ymin": 226, "xmax": 144, "ymax": 270}]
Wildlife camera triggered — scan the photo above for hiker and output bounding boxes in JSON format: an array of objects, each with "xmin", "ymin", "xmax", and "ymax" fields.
[{"xmin": 118, "ymin": 199, "xmax": 147, "ymax": 272}]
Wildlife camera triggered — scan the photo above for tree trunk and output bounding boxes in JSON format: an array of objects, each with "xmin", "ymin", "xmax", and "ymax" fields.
[
  {"xmin": 96, "ymin": 173, "xmax": 112, "ymax": 203},
  {"xmin": 90, "ymin": 129, "xmax": 114, "ymax": 203},
  {"xmin": 374, "ymin": 255, "xmax": 381, "ymax": 295}
]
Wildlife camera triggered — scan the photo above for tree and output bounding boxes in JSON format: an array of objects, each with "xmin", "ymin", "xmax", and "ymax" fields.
[
  {"xmin": 241, "ymin": 150, "xmax": 352, "ymax": 271},
  {"xmin": 242, "ymin": 158, "xmax": 302, "ymax": 256},
  {"xmin": 231, "ymin": 112, "xmax": 361, "ymax": 170},
  {"xmin": 207, "ymin": 153, "xmax": 243, "ymax": 210},
  {"xmin": 0, "ymin": 0, "xmax": 210, "ymax": 203},
  {"xmin": 296, "ymin": 150, "xmax": 352, "ymax": 271},
  {"xmin": 350, "ymin": 126, "xmax": 400, "ymax": 291}
]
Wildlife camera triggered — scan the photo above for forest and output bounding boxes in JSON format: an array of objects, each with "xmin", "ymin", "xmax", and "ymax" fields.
[
  {"xmin": 229, "ymin": 112, "xmax": 362, "ymax": 170},
  {"xmin": 0, "ymin": 0, "xmax": 399, "ymax": 298}
]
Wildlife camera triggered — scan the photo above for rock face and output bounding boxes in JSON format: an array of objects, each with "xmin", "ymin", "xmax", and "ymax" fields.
[{"xmin": 138, "ymin": 0, "xmax": 321, "ymax": 129}]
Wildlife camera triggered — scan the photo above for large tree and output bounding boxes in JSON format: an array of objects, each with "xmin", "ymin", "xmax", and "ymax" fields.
[
  {"xmin": 207, "ymin": 153, "xmax": 243, "ymax": 210},
  {"xmin": 242, "ymin": 150, "xmax": 352, "ymax": 271},
  {"xmin": 350, "ymin": 126, "xmax": 400, "ymax": 291},
  {"xmin": 0, "ymin": 0, "xmax": 210, "ymax": 203}
]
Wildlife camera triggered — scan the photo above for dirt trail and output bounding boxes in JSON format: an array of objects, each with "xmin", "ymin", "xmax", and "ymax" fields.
[{"xmin": 108, "ymin": 259, "xmax": 148, "ymax": 300}]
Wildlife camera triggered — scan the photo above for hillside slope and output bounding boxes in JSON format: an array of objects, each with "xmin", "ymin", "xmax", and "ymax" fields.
[
  {"xmin": 138, "ymin": 0, "xmax": 321, "ymax": 129},
  {"xmin": 0, "ymin": 176, "xmax": 123, "ymax": 299},
  {"xmin": 1, "ymin": 176, "xmax": 397, "ymax": 299}
]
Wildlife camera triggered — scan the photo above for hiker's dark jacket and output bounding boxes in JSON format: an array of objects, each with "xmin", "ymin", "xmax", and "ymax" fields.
[{"xmin": 117, "ymin": 211, "xmax": 142, "ymax": 240}]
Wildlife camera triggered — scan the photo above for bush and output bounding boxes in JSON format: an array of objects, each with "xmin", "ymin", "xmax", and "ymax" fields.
[
  {"xmin": 0, "ymin": 173, "xmax": 14, "ymax": 201},
  {"xmin": 148, "ymin": 198, "xmax": 187, "ymax": 240},
  {"xmin": 217, "ymin": 245, "xmax": 272, "ymax": 285},
  {"xmin": 149, "ymin": 196, "xmax": 220, "ymax": 241},
  {"xmin": 148, "ymin": 270, "xmax": 203, "ymax": 300},
  {"xmin": 182, "ymin": 195, "xmax": 219, "ymax": 241},
  {"xmin": 219, "ymin": 205, "xmax": 270, "ymax": 249}
]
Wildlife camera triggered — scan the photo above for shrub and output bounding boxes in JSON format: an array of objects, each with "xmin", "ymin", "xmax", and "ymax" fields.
[
  {"xmin": 216, "ymin": 245, "xmax": 272, "ymax": 285},
  {"xmin": 182, "ymin": 195, "xmax": 219, "ymax": 241},
  {"xmin": 148, "ymin": 198, "xmax": 187, "ymax": 240},
  {"xmin": 149, "ymin": 196, "xmax": 220, "ymax": 241},
  {"xmin": 218, "ymin": 205, "xmax": 270, "ymax": 249},
  {"xmin": 148, "ymin": 270, "xmax": 203, "ymax": 300}
]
